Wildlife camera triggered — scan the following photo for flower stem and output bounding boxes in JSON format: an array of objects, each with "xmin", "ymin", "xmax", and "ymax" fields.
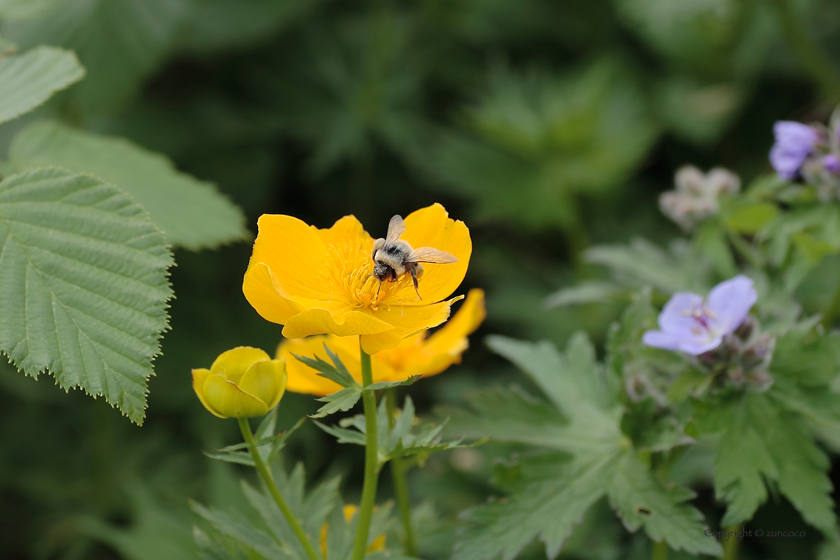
[
  {"xmin": 769, "ymin": 0, "xmax": 840, "ymax": 103},
  {"xmin": 351, "ymin": 343, "xmax": 380, "ymax": 560},
  {"xmin": 386, "ymin": 389, "xmax": 418, "ymax": 556},
  {"xmin": 238, "ymin": 418, "xmax": 320, "ymax": 560},
  {"xmin": 651, "ymin": 540, "xmax": 668, "ymax": 560},
  {"xmin": 722, "ymin": 524, "xmax": 743, "ymax": 560}
]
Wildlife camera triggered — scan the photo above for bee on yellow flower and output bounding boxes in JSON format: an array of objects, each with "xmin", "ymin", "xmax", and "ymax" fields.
[{"xmin": 242, "ymin": 203, "xmax": 471, "ymax": 355}]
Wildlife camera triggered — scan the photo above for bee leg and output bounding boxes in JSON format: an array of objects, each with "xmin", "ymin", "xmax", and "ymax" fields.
[
  {"xmin": 376, "ymin": 281, "xmax": 382, "ymax": 298},
  {"xmin": 409, "ymin": 264, "xmax": 422, "ymax": 300}
]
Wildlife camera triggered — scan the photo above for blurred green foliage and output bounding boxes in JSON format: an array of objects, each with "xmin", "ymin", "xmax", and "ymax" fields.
[{"xmin": 1, "ymin": 0, "xmax": 840, "ymax": 558}]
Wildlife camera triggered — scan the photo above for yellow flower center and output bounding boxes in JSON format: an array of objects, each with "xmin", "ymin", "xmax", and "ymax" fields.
[{"xmin": 321, "ymin": 236, "xmax": 415, "ymax": 311}]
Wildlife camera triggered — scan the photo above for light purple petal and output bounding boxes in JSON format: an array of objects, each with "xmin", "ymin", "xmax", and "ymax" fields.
[
  {"xmin": 770, "ymin": 121, "xmax": 820, "ymax": 180},
  {"xmin": 658, "ymin": 292, "xmax": 703, "ymax": 334},
  {"xmin": 642, "ymin": 329, "xmax": 722, "ymax": 355},
  {"xmin": 707, "ymin": 275, "xmax": 757, "ymax": 335},
  {"xmin": 642, "ymin": 330, "xmax": 683, "ymax": 351},
  {"xmin": 676, "ymin": 336, "xmax": 724, "ymax": 356}
]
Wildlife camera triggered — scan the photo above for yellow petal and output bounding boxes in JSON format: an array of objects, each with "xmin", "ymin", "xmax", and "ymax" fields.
[
  {"xmin": 316, "ymin": 215, "xmax": 372, "ymax": 249},
  {"xmin": 395, "ymin": 289, "xmax": 485, "ymax": 379},
  {"xmin": 239, "ymin": 359, "xmax": 286, "ymax": 409},
  {"xmin": 424, "ymin": 289, "xmax": 486, "ymax": 357},
  {"xmin": 192, "ymin": 368, "xmax": 226, "ymax": 418},
  {"xmin": 393, "ymin": 203, "xmax": 471, "ymax": 305},
  {"xmin": 243, "ymin": 262, "xmax": 302, "ymax": 324},
  {"xmin": 278, "ymin": 336, "xmax": 362, "ymax": 396},
  {"xmin": 361, "ymin": 295, "xmax": 464, "ymax": 354},
  {"xmin": 282, "ymin": 307, "xmax": 394, "ymax": 339},
  {"xmin": 203, "ymin": 374, "xmax": 270, "ymax": 418},
  {"xmin": 248, "ymin": 214, "xmax": 343, "ymax": 304},
  {"xmin": 210, "ymin": 346, "xmax": 271, "ymax": 383}
]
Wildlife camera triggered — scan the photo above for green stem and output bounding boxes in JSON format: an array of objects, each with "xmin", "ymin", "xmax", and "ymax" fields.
[
  {"xmin": 238, "ymin": 418, "xmax": 320, "ymax": 560},
  {"xmin": 768, "ymin": 0, "xmax": 840, "ymax": 103},
  {"xmin": 822, "ymin": 281, "xmax": 840, "ymax": 329},
  {"xmin": 722, "ymin": 523, "xmax": 743, "ymax": 560},
  {"xmin": 351, "ymin": 343, "xmax": 380, "ymax": 560},
  {"xmin": 651, "ymin": 540, "xmax": 668, "ymax": 560},
  {"xmin": 386, "ymin": 389, "xmax": 418, "ymax": 556}
]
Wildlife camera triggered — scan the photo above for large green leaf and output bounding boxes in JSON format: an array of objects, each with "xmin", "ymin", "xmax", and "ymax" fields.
[
  {"xmin": 451, "ymin": 335, "xmax": 721, "ymax": 559},
  {"xmin": 697, "ymin": 390, "xmax": 838, "ymax": 534},
  {"xmin": 0, "ymin": 167, "xmax": 172, "ymax": 423},
  {"xmin": 0, "ymin": 46, "xmax": 85, "ymax": 125},
  {"xmin": 1, "ymin": 0, "xmax": 189, "ymax": 114},
  {"xmin": 9, "ymin": 121, "xmax": 249, "ymax": 250}
]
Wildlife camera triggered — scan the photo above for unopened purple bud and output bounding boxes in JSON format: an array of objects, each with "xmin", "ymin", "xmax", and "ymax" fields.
[
  {"xmin": 824, "ymin": 154, "xmax": 840, "ymax": 175},
  {"xmin": 770, "ymin": 121, "xmax": 820, "ymax": 180}
]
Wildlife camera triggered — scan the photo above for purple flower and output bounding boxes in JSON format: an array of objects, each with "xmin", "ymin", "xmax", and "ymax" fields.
[
  {"xmin": 824, "ymin": 154, "xmax": 840, "ymax": 175},
  {"xmin": 770, "ymin": 121, "xmax": 820, "ymax": 180},
  {"xmin": 642, "ymin": 275, "xmax": 757, "ymax": 355}
]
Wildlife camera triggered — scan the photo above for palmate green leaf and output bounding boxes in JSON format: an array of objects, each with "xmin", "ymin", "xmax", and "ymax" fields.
[
  {"xmin": 0, "ymin": 168, "xmax": 172, "ymax": 424},
  {"xmin": 9, "ymin": 121, "xmax": 248, "ymax": 250},
  {"xmin": 585, "ymin": 238, "xmax": 710, "ymax": 294},
  {"xmin": 311, "ymin": 387, "xmax": 361, "ymax": 419},
  {"xmin": 455, "ymin": 452, "xmax": 617, "ymax": 560},
  {"xmin": 696, "ymin": 391, "xmax": 837, "ymax": 534},
  {"xmin": 452, "ymin": 335, "xmax": 721, "ymax": 559},
  {"xmin": 1, "ymin": 0, "xmax": 190, "ymax": 114},
  {"xmin": 0, "ymin": 46, "xmax": 84, "ymax": 125},
  {"xmin": 609, "ymin": 453, "xmax": 715, "ymax": 555},
  {"xmin": 294, "ymin": 345, "xmax": 359, "ymax": 389}
]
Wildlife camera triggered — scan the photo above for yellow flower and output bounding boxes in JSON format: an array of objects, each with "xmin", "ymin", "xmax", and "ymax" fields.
[
  {"xmin": 242, "ymin": 203, "xmax": 471, "ymax": 355},
  {"xmin": 192, "ymin": 347, "xmax": 287, "ymax": 418},
  {"xmin": 277, "ymin": 290, "xmax": 486, "ymax": 396},
  {"xmin": 320, "ymin": 505, "xmax": 386, "ymax": 558}
]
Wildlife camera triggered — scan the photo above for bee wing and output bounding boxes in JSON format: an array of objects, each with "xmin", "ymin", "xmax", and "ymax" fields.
[
  {"xmin": 407, "ymin": 247, "xmax": 458, "ymax": 264},
  {"xmin": 386, "ymin": 215, "xmax": 406, "ymax": 242}
]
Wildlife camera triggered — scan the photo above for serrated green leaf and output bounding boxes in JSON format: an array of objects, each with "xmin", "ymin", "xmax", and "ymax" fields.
[
  {"xmin": 0, "ymin": 168, "xmax": 172, "ymax": 424},
  {"xmin": 311, "ymin": 387, "xmax": 361, "ymax": 419},
  {"xmin": 2, "ymin": 0, "xmax": 190, "ymax": 114},
  {"xmin": 9, "ymin": 121, "xmax": 248, "ymax": 250},
  {"xmin": 0, "ymin": 46, "xmax": 84, "ymax": 125},
  {"xmin": 202, "ymin": 449, "xmax": 255, "ymax": 467},
  {"xmin": 456, "ymin": 334, "xmax": 716, "ymax": 559},
  {"xmin": 697, "ymin": 392, "xmax": 837, "ymax": 534},
  {"xmin": 314, "ymin": 419, "xmax": 367, "ymax": 446},
  {"xmin": 444, "ymin": 385, "xmax": 569, "ymax": 448},
  {"xmin": 487, "ymin": 332, "xmax": 612, "ymax": 415},
  {"xmin": 293, "ymin": 345, "xmax": 359, "ymax": 389},
  {"xmin": 364, "ymin": 375, "xmax": 420, "ymax": 392},
  {"xmin": 454, "ymin": 451, "xmax": 617, "ymax": 560},
  {"xmin": 609, "ymin": 453, "xmax": 722, "ymax": 556},
  {"xmin": 190, "ymin": 501, "xmax": 289, "ymax": 560},
  {"xmin": 585, "ymin": 238, "xmax": 689, "ymax": 293}
]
